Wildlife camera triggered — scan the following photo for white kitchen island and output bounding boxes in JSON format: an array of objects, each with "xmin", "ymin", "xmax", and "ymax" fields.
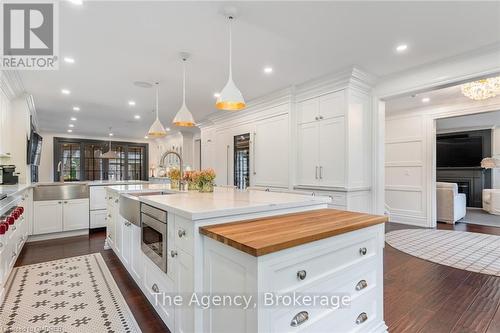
[{"xmin": 105, "ymin": 187, "xmax": 387, "ymax": 333}]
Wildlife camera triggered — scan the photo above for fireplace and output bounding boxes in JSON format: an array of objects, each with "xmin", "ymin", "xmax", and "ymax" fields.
[{"xmin": 437, "ymin": 169, "xmax": 490, "ymax": 208}]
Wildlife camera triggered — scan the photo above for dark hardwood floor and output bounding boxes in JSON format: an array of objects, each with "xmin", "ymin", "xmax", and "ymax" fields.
[
  {"xmin": 15, "ymin": 222, "xmax": 500, "ymax": 333},
  {"xmin": 15, "ymin": 230, "xmax": 171, "ymax": 333},
  {"xmin": 385, "ymin": 222, "xmax": 500, "ymax": 333}
]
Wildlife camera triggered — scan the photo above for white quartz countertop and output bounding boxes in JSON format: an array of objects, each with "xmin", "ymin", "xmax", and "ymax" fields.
[
  {"xmin": 140, "ymin": 188, "xmax": 331, "ymax": 221},
  {"xmin": 106, "ymin": 183, "xmax": 174, "ymax": 194}
]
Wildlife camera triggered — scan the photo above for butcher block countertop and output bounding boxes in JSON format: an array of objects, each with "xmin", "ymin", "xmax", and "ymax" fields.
[{"xmin": 199, "ymin": 209, "xmax": 388, "ymax": 256}]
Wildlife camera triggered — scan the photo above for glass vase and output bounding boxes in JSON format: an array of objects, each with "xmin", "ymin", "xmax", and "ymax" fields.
[{"xmin": 199, "ymin": 182, "xmax": 214, "ymax": 193}]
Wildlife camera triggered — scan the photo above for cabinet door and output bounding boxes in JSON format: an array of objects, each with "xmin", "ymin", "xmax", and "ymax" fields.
[
  {"xmin": 296, "ymin": 122, "xmax": 320, "ymax": 186},
  {"xmin": 319, "ymin": 90, "xmax": 345, "ymax": 120},
  {"xmin": 297, "ymin": 98, "xmax": 319, "ymax": 124},
  {"xmin": 214, "ymin": 130, "xmax": 232, "ymax": 186},
  {"xmin": 89, "ymin": 186, "xmax": 107, "ymax": 210},
  {"xmin": 252, "ymin": 114, "xmax": 289, "ymax": 188},
  {"xmin": 201, "ymin": 129, "xmax": 215, "ymax": 170},
  {"xmin": 175, "ymin": 250, "xmax": 194, "ymax": 333},
  {"xmin": 62, "ymin": 199, "xmax": 89, "ymax": 231},
  {"xmin": 319, "ymin": 117, "xmax": 346, "ymax": 187},
  {"xmin": 115, "ymin": 215, "xmax": 123, "ymax": 258},
  {"xmin": 121, "ymin": 221, "xmax": 132, "ymax": 268},
  {"xmin": 90, "ymin": 210, "xmax": 107, "ymax": 228},
  {"xmin": 33, "ymin": 200, "xmax": 63, "ymax": 234},
  {"xmin": 130, "ymin": 224, "xmax": 143, "ymax": 284},
  {"xmin": 106, "ymin": 205, "xmax": 116, "ymax": 249}
]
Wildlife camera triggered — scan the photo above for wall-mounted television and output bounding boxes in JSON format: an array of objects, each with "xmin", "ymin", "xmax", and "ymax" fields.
[
  {"xmin": 27, "ymin": 131, "xmax": 43, "ymax": 165},
  {"xmin": 436, "ymin": 134, "xmax": 484, "ymax": 167}
]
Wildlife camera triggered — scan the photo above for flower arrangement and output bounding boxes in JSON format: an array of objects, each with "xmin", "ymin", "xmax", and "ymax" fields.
[
  {"xmin": 168, "ymin": 167, "xmax": 181, "ymax": 189},
  {"xmin": 183, "ymin": 170, "xmax": 198, "ymax": 190},
  {"xmin": 192, "ymin": 168, "xmax": 216, "ymax": 192}
]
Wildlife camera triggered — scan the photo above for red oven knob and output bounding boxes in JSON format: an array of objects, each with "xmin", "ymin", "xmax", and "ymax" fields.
[
  {"xmin": 0, "ymin": 224, "xmax": 6, "ymax": 235},
  {"xmin": 18, "ymin": 207, "xmax": 24, "ymax": 214},
  {"xmin": 12, "ymin": 210, "xmax": 19, "ymax": 220},
  {"xmin": 6, "ymin": 216, "xmax": 14, "ymax": 225},
  {"xmin": 3, "ymin": 222, "xmax": 9, "ymax": 231}
]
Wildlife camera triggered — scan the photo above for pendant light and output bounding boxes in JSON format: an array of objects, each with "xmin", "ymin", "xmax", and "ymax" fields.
[
  {"xmin": 215, "ymin": 14, "xmax": 245, "ymax": 111},
  {"xmin": 147, "ymin": 82, "xmax": 167, "ymax": 138},
  {"xmin": 173, "ymin": 53, "xmax": 196, "ymax": 127},
  {"xmin": 101, "ymin": 127, "xmax": 119, "ymax": 159}
]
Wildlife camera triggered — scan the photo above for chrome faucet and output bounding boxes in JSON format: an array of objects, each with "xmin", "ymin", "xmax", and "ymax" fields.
[
  {"xmin": 56, "ymin": 161, "xmax": 64, "ymax": 182},
  {"xmin": 159, "ymin": 151, "xmax": 186, "ymax": 190}
]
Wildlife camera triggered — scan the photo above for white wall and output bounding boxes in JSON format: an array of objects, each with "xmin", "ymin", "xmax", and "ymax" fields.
[{"xmin": 385, "ymin": 99, "xmax": 500, "ymax": 227}]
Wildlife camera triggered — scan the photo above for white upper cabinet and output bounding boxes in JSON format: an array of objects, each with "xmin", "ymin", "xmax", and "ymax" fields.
[
  {"xmin": 319, "ymin": 90, "xmax": 345, "ymax": 120},
  {"xmin": 252, "ymin": 113, "xmax": 289, "ymax": 188},
  {"xmin": 214, "ymin": 130, "xmax": 232, "ymax": 186},
  {"xmin": 295, "ymin": 88, "xmax": 369, "ymax": 189},
  {"xmin": 0, "ymin": 92, "xmax": 11, "ymax": 157}
]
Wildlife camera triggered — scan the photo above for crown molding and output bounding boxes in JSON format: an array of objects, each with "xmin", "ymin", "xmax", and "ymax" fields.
[
  {"xmin": 0, "ymin": 70, "xmax": 25, "ymax": 100},
  {"xmin": 295, "ymin": 66, "xmax": 377, "ymax": 102}
]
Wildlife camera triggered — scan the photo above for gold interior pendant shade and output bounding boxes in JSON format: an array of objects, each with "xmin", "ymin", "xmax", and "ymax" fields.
[
  {"xmin": 147, "ymin": 83, "xmax": 167, "ymax": 138},
  {"xmin": 173, "ymin": 54, "xmax": 196, "ymax": 127},
  {"xmin": 216, "ymin": 15, "xmax": 245, "ymax": 111}
]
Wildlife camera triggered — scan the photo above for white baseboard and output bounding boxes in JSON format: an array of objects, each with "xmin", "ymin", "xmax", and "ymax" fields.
[{"xmin": 27, "ymin": 229, "xmax": 89, "ymax": 242}]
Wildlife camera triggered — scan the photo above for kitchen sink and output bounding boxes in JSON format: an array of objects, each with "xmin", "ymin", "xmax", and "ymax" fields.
[{"xmin": 34, "ymin": 184, "xmax": 89, "ymax": 201}]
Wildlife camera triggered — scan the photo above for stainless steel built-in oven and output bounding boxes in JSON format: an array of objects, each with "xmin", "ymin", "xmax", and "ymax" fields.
[{"xmin": 141, "ymin": 203, "xmax": 167, "ymax": 272}]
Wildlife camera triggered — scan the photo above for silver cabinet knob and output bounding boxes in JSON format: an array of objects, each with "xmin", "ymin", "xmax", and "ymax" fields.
[
  {"xmin": 151, "ymin": 283, "xmax": 159, "ymax": 293},
  {"xmin": 297, "ymin": 270, "xmax": 307, "ymax": 281},
  {"xmin": 359, "ymin": 247, "xmax": 367, "ymax": 256},
  {"xmin": 12, "ymin": 226, "xmax": 16, "ymax": 231},
  {"xmin": 319, "ymin": 115, "xmax": 324, "ymax": 120},
  {"xmin": 315, "ymin": 116, "xmax": 319, "ymax": 121},
  {"xmin": 290, "ymin": 311, "xmax": 309, "ymax": 327},
  {"xmin": 58, "ymin": 201, "xmax": 62, "ymax": 204},
  {"xmin": 63, "ymin": 201, "xmax": 68, "ymax": 204},
  {"xmin": 356, "ymin": 312, "xmax": 368, "ymax": 325},
  {"xmin": 178, "ymin": 229, "xmax": 186, "ymax": 238},
  {"xmin": 115, "ymin": 199, "xmax": 119, "ymax": 203},
  {"xmin": 12, "ymin": 252, "xmax": 17, "ymax": 258},
  {"xmin": 0, "ymin": 242, "xmax": 3, "ymax": 248},
  {"xmin": 170, "ymin": 250, "xmax": 178, "ymax": 258},
  {"xmin": 355, "ymin": 280, "xmax": 368, "ymax": 291}
]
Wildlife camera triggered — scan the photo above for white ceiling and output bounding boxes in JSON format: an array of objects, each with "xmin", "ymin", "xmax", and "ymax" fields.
[{"xmin": 20, "ymin": 1, "xmax": 500, "ymax": 139}]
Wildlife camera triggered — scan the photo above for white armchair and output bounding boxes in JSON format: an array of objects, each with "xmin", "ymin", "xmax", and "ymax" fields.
[
  {"xmin": 436, "ymin": 182, "xmax": 467, "ymax": 224},
  {"xmin": 483, "ymin": 189, "xmax": 500, "ymax": 215}
]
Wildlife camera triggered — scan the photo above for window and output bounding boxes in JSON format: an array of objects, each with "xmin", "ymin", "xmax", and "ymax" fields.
[{"xmin": 54, "ymin": 138, "xmax": 148, "ymax": 181}]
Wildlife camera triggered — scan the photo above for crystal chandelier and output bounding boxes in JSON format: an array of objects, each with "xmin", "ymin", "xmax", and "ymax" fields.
[{"xmin": 461, "ymin": 76, "xmax": 500, "ymax": 101}]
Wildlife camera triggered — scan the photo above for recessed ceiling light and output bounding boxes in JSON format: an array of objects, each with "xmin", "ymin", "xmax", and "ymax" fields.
[
  {"xmin": 422, "ymin": 97, "xmax": 430, "ymax": 103},
  {"xmin": 213, "ymin": 93, "xmax": 220, "ymax": 98},
  {"xmin": 67, "ymin": 0, "xmax": 83, "ymax": 5},
  {"xmin": 70, "ymin": 117, "xmax": 77, "ymax": 121},
  {"xmin": 264, "ymin": 67, "xmax": 273, "ymax": 74},
  {"xmin": 63, "ymin": 57, "xmax": 75, "ymax": 64},
  {"xmin": 128, "ymin": 100, "xmax": 136, "ymax": 106},
  {"xmin": 144, "ymin": 136, "xmax": 149, "ymax": 139},
  {"xmin": 67, "ymin": 129, "xmax": 73, "ymax": 133},
  {"xmin": 396, "ymin": 44, "xmax": 408, "ymax": 53},
  {"xmin": 72, "ymin": 106, "xmax": 80, "ymax": 111},
  {"xmin": 134, "ymin": 115, "xmax": 141, "ymax": 119},
  {"xmin": 166, "ymin": 127, "xmax": 171, "ymax": 131},
  {"xmin": 61, "ymin": 89, "xmax": 71, "ymax": 95},
  {"xmin": 69, "ymin": 124, "xmax": 75, "ymax": 128},
  {"xmin": 109, "ymin": 133, "xmax": 114, "ymax": 137}
]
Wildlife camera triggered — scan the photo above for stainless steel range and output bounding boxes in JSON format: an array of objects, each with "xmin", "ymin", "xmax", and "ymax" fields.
[{"xmin": 140, "ymin": 203, "xmax": 167, "ymax": 272}]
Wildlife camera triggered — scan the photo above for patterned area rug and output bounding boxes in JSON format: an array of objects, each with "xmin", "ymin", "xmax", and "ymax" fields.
[
  {"xmin": 386, "ymin": 229, "xmax": 500, "ymax": 276},
  {"xmin": 0, "ymin": 253, "xmax": 141, "ymax": 333}
]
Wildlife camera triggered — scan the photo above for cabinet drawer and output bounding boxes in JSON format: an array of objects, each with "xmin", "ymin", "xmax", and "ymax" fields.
[
  {"xmin": 174, "ymin": 216, "xmax": 193, "ymax": 256},
  {"xmin": 90, "ymin": 210, "xmax": 107, "ymax": 228},
  {"xmin": 268, "ymin": 234, "xmax": 377, "ymax": 293},
  {"xmin": 143, "ymin": 257, "xmax": 175, "ymax": 328},
  {"xmin": 270, "ymin": 286, "xmax": 378, "ymax": 333}
]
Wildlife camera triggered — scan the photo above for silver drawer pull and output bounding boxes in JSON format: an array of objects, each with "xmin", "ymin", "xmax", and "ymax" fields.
[
  {"xmin": 356, "ymin": 312, "xmax": 368, "ymax": 324},
  {"xmin": 296, "ymin": 270, "xmax": 307, "ymax": 281},
  {"xmin": 290, "ymin": 311, "xmax": 309, "ymax": 327},
  {"xmin": 170, "ymin": 250, "xmax": 178, "ymax": 258},
  {"xmin": 151, "ymin": 283, "xmax": 159, "ymax": 293},
  {"xmin": 359, "ymin": 247, "xmax": 367, "ymax": 256},
  {"xmin": 355, "ymin": 280, "xmax": 368, "ymax": 291},
  {"xmin": 178, "ymin": 229, "xmax": 186, "ymax": 238}
]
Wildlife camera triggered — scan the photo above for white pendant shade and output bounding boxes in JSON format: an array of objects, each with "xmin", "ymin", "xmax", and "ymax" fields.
[
  {"xmin": 173, "ymin": 55, "xmax": 196, "ymax": 127},
  {"xmin": 147, "ymin": 83, "xmax": 167, "ymax": 138},
  {"xmin": 216, "ymin": 15, "xmax": 245, "ymax": 111}
]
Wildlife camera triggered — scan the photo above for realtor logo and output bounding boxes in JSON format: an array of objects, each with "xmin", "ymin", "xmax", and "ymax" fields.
[{"xmin": 1, "ymin": 1, "xmax": 59, "ymax": 70}]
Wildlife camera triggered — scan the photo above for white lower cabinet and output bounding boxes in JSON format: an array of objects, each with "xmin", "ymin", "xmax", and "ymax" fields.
[
  {"xmin": 33, "ymin": 200, "xmax": 63, "ymax": 234},
  {"xmin": 130, "ymin": 224, "xmax": 143, "ymax": 284},
  {"xmin": 173, "ymin": 249, "xmax": 194, "ymax": 333},
  {"xmin": 90, "ymin": 210, "xmax": 107, "ymax": 228},
  {"xmin": 33, "ymin": 199, "xmax": 89, "ymax": 235}
]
